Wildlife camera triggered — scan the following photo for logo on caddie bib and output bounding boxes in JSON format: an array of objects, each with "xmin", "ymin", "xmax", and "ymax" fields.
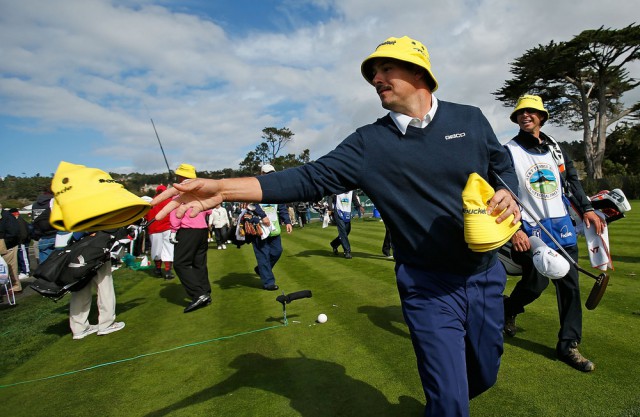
[{"xmin": 525, "ymin": 163, "xmax": 560, "ymax": 200}]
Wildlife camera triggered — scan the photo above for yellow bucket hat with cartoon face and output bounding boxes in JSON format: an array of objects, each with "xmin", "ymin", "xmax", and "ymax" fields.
[
  {"xmin": 49, "ymin": 161, "xmax": 150, "ymax": 232},
  {"xmin": 361, "ymin": 36, "xmax": 438, "ymax": 91},
  {"xmin": 462, "ymin": 173, "xmax": 521, "ymax": 252}
]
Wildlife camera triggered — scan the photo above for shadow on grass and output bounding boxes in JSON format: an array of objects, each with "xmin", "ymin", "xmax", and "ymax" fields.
[
  {"xmin": 503, "ymin": 335, "xmax": 556, "ymax": 360},
  {"xmin": 358, "ymin": 305, "xmax": 410, "ymax": 339},
  {"xmin": 143, "ymin": 352, "xmax": 424, "ymax": 417},
  {"xmin": 291, "ymin": 249, "xmax": 394, "ymax": 261},
  {"xmin": 158, "ymin": 282, "xmax": 190, "ymax": 307},
  {"xmin": 213, "ymin": 272, "xmax": 264, "ymax": 290}
]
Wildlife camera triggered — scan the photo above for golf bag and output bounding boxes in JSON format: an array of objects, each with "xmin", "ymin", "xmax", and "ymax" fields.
[
  {"xmin": 233, "ymin": 204, "xmax": 270, "ymax": 247},
  {"xmin": 30, "ymin": 231, "xmax": 117, "ymax": 301},
  {"xmin": 498, "ymin": 189, "xmax": 631, "ymax": 276}
]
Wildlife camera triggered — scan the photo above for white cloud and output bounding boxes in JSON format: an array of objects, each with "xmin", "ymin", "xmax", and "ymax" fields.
[{"xmin": 0, "ymin": 0, "xmax": 637, "ymax": 176}]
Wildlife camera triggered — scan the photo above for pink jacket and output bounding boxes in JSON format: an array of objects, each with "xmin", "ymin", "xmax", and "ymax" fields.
[{"xmin": 170, "ymin": 207, "xmax": 211, "ymax": 232}]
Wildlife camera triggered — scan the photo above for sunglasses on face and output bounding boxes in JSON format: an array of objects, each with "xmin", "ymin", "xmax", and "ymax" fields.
[{"xmin": 515, "ymin": 108, "xmax": 541, "ymax": 117}]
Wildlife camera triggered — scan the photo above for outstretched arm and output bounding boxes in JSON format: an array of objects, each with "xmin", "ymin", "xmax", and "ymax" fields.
[{"xmin": 151, "ymin": 177, "xmax": 262, "ymax": 220}]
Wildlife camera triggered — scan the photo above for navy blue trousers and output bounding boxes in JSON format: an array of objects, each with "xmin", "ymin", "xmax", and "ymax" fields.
[
  {"xmin": 252, "ymin": 235, "xmax": 282, "ymax": 287},
  {"xmin": 396, "ymin": 261, "xmax": 505, "ymax": 417},
  {"xmin": 330, "ymin": 214, "xmax": 351, "ymax": 253}
]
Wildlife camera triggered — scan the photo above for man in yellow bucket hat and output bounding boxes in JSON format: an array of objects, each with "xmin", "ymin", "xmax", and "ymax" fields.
[
  {"xmin": 153, "ymin": 35, "xmax": 521, "ymax": 416},
  {"xmin": 502, "ymin": 94, "xmax": 605, "ymax": 372}
]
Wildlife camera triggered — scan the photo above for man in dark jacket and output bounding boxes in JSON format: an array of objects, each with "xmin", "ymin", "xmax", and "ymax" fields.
[
  {"xmin": 9, "ymin": 208, "xmax": 31, "ymax": 278},
  {"xmin": 31, "ymin": 188, "xmax": 57, "ymax": 263},
  {"xmin": 0, "ymin": 203, "xmax": 22, "ymax": 292}
]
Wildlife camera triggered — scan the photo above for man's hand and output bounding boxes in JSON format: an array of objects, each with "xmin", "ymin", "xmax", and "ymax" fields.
[
  {"xmin": 583, "ymin": 210, "xmax": 606, "ymax": 235},
  {"xmin": 285, "ymin": 224, "xmax": 293, "ymax": 234},
  {"xmin": 151, "ymin": 177, "xmax": 263, "ymax": 221},
  {"xmin": 510, "ymin": 230, "xmax": 530, "ymax": 252},
  {"xmin": 487, "ymin": 189, "xmax": 521, "ymax": 225}
]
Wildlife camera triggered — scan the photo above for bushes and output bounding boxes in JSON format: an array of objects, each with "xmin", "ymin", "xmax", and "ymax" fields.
[{"xmin": 581, "ymin": 175, "xmax": 640, "ymax": 199}]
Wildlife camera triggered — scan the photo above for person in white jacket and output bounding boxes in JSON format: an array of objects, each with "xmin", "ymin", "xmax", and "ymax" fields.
[{"xmin": 209, "ymin": 204, "xmax": 231, "ymax": 249}]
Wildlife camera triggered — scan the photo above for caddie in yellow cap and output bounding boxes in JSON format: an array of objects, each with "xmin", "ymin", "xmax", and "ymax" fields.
[
  {"xmin": 510, "ymin": 94, "xmax": 549, "ymax": 125},
  {"xmin": 150, "ymin": 34, "xmax": 522, "ymax": 416},
  {"xmin": 503, "ymin": 90, "xmax": 605, "ymax": 372}
]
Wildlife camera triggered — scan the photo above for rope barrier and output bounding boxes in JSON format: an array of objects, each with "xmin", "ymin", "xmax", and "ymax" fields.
[{"xmin": 0, "ymin": 323, "xmax": 286, "ymax": 388}]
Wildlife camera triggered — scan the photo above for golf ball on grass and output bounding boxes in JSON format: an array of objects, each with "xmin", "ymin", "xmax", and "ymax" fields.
[{"xmin": 317, "ymin": 313, "xmax": 328, "ymax": 323}]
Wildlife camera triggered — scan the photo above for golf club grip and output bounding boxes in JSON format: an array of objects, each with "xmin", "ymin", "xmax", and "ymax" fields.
[{"xmin": 287, "ymin": 290, "xmax": 312, "ymax": 301}]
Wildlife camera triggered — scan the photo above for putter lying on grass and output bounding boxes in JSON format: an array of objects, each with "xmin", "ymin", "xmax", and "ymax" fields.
[
  {"xmin": 492, "ymin": 171, "xmax": 609, "ymax": 310},
  {"xmin": 276, "ymin": 290, "xmax": 313, "ymax": 325}
]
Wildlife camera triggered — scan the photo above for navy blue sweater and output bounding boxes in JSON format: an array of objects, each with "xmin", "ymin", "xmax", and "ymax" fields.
[{"xmin": 258, "ymin": 101, "xmax": 518, "ymax": 274}]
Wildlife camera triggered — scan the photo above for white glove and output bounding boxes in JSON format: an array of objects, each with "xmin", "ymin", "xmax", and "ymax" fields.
[{"xmin": 169, "ymin": 232, "xmax": 178, "ymax": 244}]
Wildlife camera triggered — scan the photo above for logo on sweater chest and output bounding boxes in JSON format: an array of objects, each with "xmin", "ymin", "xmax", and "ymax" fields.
[{"xmin": 444, "ymin": 132, "xmax": 466, "ymax": 140}]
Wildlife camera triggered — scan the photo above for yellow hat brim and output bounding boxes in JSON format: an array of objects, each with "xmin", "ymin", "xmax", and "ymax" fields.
[
  {"xmin": 50, "ymin": 161, "xmax": 150, "ymax": 232},
  {"xmin": 462, "ymin": 173, "xmax": 521, "ymax": 252}
]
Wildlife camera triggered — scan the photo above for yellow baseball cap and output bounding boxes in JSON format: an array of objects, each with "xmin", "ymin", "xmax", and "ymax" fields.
[
  {"xmin": 462, "ymin": 173, "xmax": 521, "ymax": 252},
  {"xmin": 510, "ymin": 94, "xmax": 549, "ymax": 124},
  {"xmin": 49, "ymin": 161, "xmax": 150, "ymax": 232},
  {"xmin": 175, "ymin": 163, "xmax": 196, "ymax": 179},
  {"xmin": 361, "ymin": 36, "xmax": 438, "ymax": 91}
]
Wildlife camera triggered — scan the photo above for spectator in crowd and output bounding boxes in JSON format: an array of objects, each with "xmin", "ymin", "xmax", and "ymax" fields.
[
  {"xmin": 170, "ymin": 164, "xmax": 212, "ymax": 313},
  {"xmin": 31, "ymin": 188, "xmax": 57, "ymax": 263},
  {"xmin": 329, "ymin": 190, "xmax": 362, "ymax": 259},
  {"xmin": 0, "ymin": 203, "xmax": 22, "ymax": 292},
  {"xmin": 295, "ymin": 201, "xmax": 309, "ymax": 228},
  {"xmin": 69, "ymin": 231, "xmax": 125, "ymax": 340},
  {"xmin": 209, "ymin": 203, "xmax": 231, "ymax": 249},
  {"xmin": 251, "ymin": 164, "xmax": 293, "ymax": 291},
  {"xmin": 9, "ymin": 208, "xmax": 31, "ymax": 279},
  {"xmin": 145, "ymin": 185, "xmax": 174, "ymax": 279}
]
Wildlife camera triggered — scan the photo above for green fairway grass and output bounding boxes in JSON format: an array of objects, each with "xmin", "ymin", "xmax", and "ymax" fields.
[{"xmin": 1, "ymin": 204, "xmax": 638, "ymax": 417}]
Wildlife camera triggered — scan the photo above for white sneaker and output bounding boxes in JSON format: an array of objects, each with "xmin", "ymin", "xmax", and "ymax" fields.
[
  {"xmin": 73, "ymin": 325, "xmax": 99, "ymax": 340},
  {"xmin": 18, "ymin": 273, "xmax": 29, "ymax": 280},
  {"xmin": 217, "ymin": 246, "xmax": 222, "ymax": 250},
  {"xmin": 222, "ymin": 244, "xmax": 227, "ymax": 249},
  {"xmin": 97, "ymin": 321, "xmax": 125, "ymax": 336}
]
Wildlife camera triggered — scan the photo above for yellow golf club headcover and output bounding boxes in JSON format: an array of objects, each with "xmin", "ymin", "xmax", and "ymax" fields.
[
  {"xmin": 462, "ymin": 173, "xmax": 521, "ymax": 252},
  {"xmin": 49, "ymin": 161, "xmax": 150, "ymax": 232}
]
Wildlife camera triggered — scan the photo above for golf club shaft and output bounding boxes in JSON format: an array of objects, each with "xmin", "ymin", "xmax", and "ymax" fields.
[{"xmin": 491, "ymin": 171, "xmax": 600, "ymax": 281}]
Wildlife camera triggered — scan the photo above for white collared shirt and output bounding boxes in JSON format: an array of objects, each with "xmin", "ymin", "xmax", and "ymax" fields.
[{"xmin": 389, "ymin": 95, "xmax": 439, "ymax": 135}]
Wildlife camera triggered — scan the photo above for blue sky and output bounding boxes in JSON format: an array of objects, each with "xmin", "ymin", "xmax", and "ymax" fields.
[{"xmin": 1, "ymin": 0, "xmax": 638, "ymax": 178}]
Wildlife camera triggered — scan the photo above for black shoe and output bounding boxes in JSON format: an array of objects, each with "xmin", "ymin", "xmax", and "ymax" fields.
[
  {"xmin": 164, "ymin": 271, "xmax": 174, "ymax": 280},
  {"xmin": 254, "ymin": 266, "xmax": 260, "ymax": 276},
  {"xmin": 504, "ymin": 314, "xmax": 517, "ymax": 337},
  {"xmin": 263, "ymin": 284, "xmax": 279, "ymax": 291},
  {"xmin": 184, "ymin": 295, "xmax": 212, "ymax": 313},
  {"xmin": 330, "ymin": 243, "xmax": 338, "ymax": 256},
  {"xmin": 344, "ymin": 252, "xmax": 352, "ymax": 259},
  {"xmin": 557, "ymin": 341, "xmax": 595, "ymax": 372},
  {"xmin": 154, "ymin": 268, "xmax": 163, "ymax": 277}
]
